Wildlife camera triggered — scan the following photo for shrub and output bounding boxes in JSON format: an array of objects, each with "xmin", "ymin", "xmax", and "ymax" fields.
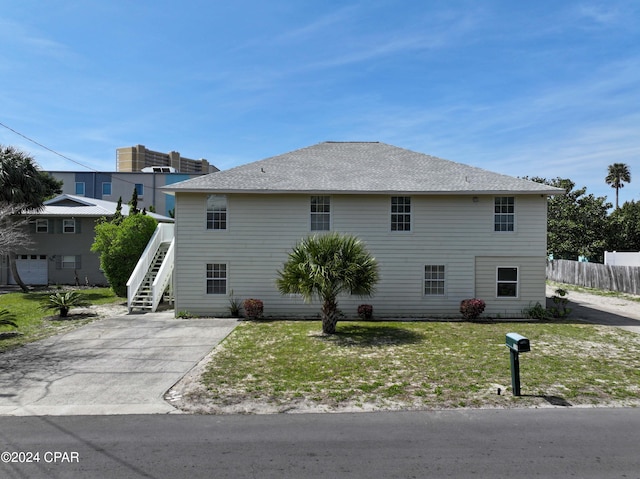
[
  {"xmin": 243, "ymin": 299, "xmax": 264, "ymax": 319},
  {"xmin": 460, "ymin": 298, "xmax": 486, "ymax": 320},
  {"xmin": 0, "ymin": 309, "xmax": 18, "ymax": 328},
  {"xmin": 522, "ymin": 301, "xmax": 550, "ymax": 320},
  {"xmin": 357, "ymin": 304, "xmax": 373, "ymax": 320},
  {"xmin": 227, "ymin": 291, "xmax": 242, "ymax": 317},
  {"xmin": 42, "ymin": 291, "xmax": 89, "ymax": 318},
  {"xmin": 549, "ymin": 288, "xmax": 571, "ymax": 318}
]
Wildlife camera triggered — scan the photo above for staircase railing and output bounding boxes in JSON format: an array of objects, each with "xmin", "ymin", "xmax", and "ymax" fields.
[
  {"xmin": 150, "ymin": 238, "xmax": 174, "ymax": 312},
  {"xmin": 127, "ymin": 223, "xmax": 174, "ymax": 312}
]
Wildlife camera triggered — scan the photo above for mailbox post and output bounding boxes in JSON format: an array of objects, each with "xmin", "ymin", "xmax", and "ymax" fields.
[{"xmin": 505, "ymin": 333, "xmax": 530, "ymax": 396}]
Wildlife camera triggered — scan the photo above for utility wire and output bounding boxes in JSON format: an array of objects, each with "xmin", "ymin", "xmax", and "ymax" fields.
[{"xmin": 0, "ymin": 121, "xmax": 153, "ymax": 189}]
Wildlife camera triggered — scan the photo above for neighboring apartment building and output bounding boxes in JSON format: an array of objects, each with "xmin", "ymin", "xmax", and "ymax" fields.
[
  {"xmin": 46, "ymin": 171, "xmax": 205, "ymax": 218},
  {"xmin": 117, "ymin": 145, "xmax": 218, "ymax": 174}
]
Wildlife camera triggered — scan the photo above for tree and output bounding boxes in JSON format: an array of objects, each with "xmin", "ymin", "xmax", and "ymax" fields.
[
  {"xmin": 129, "ymin": 187, "xmax": 140, "ymax": 215},
  {"xmin": 0, "ymin": 145, "xmax": 62, "ymax": 291},
  {"xmin": 531, "ymin": 177, "xmax": 611, "ymax": 262},
  {"xmin": 605, "ymin": 163, "xmax": 631, "ymax": 209},
  {"xmin": 0, "ymin": 203, "xmax": 31, "ymax": 257},
  {"xmin": 276, "ymin": 233, "xmax": 379, "ymax": 334},
  {"xmin": 91, "ymin": 214, "xmax": 158, "ymax": 296},
  {"xmin": 607, "ymin": 200, "xmax": 640, "ymax": 251}
]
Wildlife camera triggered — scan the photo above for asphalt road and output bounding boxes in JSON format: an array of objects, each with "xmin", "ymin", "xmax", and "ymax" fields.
[{"xmin": 1, "ymin": 408, "xmax": 638, "ymax": 479}]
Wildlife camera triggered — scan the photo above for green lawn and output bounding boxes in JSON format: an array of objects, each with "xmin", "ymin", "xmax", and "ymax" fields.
[
  {"xmin": 198, "ymin": 319, "xmax": 640, "ymax": 412},
  {"xmin": 0, "ymin": 288, "xmax": 124, "ymax": 352}
]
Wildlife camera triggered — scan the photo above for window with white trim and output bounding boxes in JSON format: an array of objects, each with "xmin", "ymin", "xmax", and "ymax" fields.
[
  {"xmin": 58, "ymin": 255, "xmax": 81, "ymax": 269},
  {"xmin": 63, "ymin": 219, "xmax": 76, "ymax": 234},
  {"xmin": 497, "ymin": 267, "xmax": 518, "ymax": 297},
  {"xmin": 424, "ymin": 265, "xmax": 445, "ymax": 295},
  {"xmin": 494, "ymin": 197, "xmax": 515, "ymax": 232},
  {"xmin": 206, "ymin": 263, "xmax": 227, "ymax": 294},
  {"xmin": 206, "ymin": 195, "xmax": 227, "ymax": 230},
  {"xmin": 310, "ymin": 196, "xmax": 331, "ymax": 231},
  {"xmin": 391, "ymin": 196, "xmax": 411, "ymax": 231},
  {"xmin": 36, "ymin": 219, "xmax": 48, "ymax": 233}
]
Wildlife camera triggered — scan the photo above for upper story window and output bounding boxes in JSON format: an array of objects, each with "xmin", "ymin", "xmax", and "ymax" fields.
[
  {"xmin": 36, "ymin": 219, "xmax": 48, "ymax": 233},
  {"xmin": 102, "ymin": 182, "xmax": 112, "ymax": 196},
  {"xmin": 75, "ymin": 182, "xmax": 85, "ymax": 196},
  {"xmin": 494, "ymin": 197, "xmax": 515, "ymax": 232},
  {"xmin": 63, "ymin": 219, "xmax": 76, "ymax": 234},
  {"xmin": 206, "ymin": 195, "xmax": 227, "ymax": 230},
  {"xmin": 135, "ymin": 183, "xmax": 144, "ymax": 197},
  {"xmin": 391, "ymin": 196, "xmax": 411, "ymax": 231},
  {"xmin": 310, "ymin": 196, "xmax": 331, "ymax": 231}
]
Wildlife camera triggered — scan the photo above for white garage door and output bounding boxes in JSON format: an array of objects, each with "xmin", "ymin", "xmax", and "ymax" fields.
[{"xmin": 10, "ymin": 255, "xmax": 48, "ymax": 285}]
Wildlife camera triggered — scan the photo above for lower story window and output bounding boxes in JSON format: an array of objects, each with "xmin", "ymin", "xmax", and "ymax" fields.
[
  {"xmin": 497, "ymin": 267, "xmax": 518, "ymax": 297},
  {"xmin": 424, "ymin": 265, "xmax": 445, "ymax": 295},
  {"xmin": 56, "ymin": 255, "xmax": 81, "ymax": 269},
  {"xmin": 206, "ymin": 263, "xmax": 227, "ymax": 294}
]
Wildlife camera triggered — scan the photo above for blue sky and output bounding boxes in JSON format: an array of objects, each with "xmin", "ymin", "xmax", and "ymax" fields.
[{"xmin": 1, "ymin": 0, "xmax": 639, "ymax": 204}]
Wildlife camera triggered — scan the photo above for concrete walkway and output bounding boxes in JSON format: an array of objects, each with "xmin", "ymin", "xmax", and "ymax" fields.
[{"xmin": 0, "ymin": 311, "xmax": 238, "ymax": 416}]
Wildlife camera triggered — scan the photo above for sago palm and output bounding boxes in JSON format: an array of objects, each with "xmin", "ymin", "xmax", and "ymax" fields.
[
  {"xmin": 43, "ymin": 291, "xmax": 89, "ymax": 318},
  {"xmin": 276, "ymin": 233, "xmax": 379, "ymax": 334},
  {"xmin": 605, "ymin": 163, "xmax": 631, "ymax": 209},
  {"xmin": 0, "ymin": 309, "xmax": 18, "ymax": 329}
]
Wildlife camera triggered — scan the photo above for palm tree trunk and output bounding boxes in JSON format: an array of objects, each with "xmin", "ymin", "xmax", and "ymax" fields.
[
  {"xmin": 9, "ymin": 253, "xmax": 29, "ymax": 292},
  {"xmin": 321, "ymin": 297, "xmax": 339, "ymax": 334}
]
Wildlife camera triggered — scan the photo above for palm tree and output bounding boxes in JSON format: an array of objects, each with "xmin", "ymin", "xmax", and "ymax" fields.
[
  {"xmin": 0, "ymin": 145, "xmax": 62, "ymax": 291},
  {"xmin": 276, "ymin": 233, "xmax": 379, "ymax": 334},
  {"xmin": 605, "ymin": 163, "xmax": 631, "ymax": 209}
]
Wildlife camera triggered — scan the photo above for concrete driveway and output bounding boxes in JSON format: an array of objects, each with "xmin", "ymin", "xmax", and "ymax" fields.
[{"xmin": 0, "ymin": 311, "xmax": 238, "ymax": 416}]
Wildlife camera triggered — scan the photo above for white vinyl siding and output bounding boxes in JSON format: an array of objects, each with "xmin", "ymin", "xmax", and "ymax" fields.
[{"xmin": 174, "ymin": 193, "xmax": 548, "ymax": 317}]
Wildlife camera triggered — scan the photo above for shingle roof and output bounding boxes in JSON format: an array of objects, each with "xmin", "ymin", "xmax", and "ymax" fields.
[
  {"xmin": 162, "ymin": 142, "xmax": 564, "ymax": 195},
  {"xmin": 27, "ymin": 194, "xmax": 174, "ymax": 221}
]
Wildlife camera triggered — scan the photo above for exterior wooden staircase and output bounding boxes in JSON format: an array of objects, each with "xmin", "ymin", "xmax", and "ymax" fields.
[
  {"xmin": 129, "ymin": 242, "xmax": 171, "ymax": 312},
  {"xmin": 127, "ymin": 223, "xmax": 175, "ymax": 313}
]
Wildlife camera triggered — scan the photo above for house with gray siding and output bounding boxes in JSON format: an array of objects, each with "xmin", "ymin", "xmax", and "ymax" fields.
[
  {"xmin": 161, "ymin": 142, "xmax": 563, "ymax": 318},
  {"xmin": 0, "ymin": 195, "xmax": 173, "ymax": 287}
]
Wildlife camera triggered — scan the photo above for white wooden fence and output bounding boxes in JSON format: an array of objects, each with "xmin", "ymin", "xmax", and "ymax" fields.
[{"xmin": 546, "ymin": 259, "xmax": 640, "ymax": 295}]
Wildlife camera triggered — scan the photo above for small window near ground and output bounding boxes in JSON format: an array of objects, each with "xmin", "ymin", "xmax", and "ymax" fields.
[
  {"xmin": 36, "ymin": 219, "xmax": 48, "ymax": 233},
  {"xmin": 206, "ymin": 195, "xmax": 227, "ymax": 230},
  {"xmin": 310, "ymin": 196, "xmax": 331, "ymax": 231},
  {"xmin": 63, "ymin": 219, "xmax": 76, "ymax": 234},
  {"xmin": 494, "ymin": 197, "xmax": 515, "ymax": 232},
  {"xmin": 75, "ymin": 182, "xmax": 85, "ymax": 196},
  {"xmin": 497, "ymin": 267, "xmax": 518, "ymax": 297},
  {"xmin": 424, "ymin": 265, "xmax": 445, "ymax": 295},
  {"xmin": 391, "ymin": 196, "xmax": 411, "ymax": 231},
  {"xmin": 206, "ymin": 263, "xmax": 227, "ymax": 294},
  {"xmin": 102, "ymin": 182, "xmax": 112, "ymax": 196}
]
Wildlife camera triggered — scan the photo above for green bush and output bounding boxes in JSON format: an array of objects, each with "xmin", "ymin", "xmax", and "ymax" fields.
[
  {"xmin": 91, "ymin": 214, "xmax": 158, "ymax": 297},
  {"xmin": 42, "ymin": 291, "xmax": 89, "ymax": 318}
]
